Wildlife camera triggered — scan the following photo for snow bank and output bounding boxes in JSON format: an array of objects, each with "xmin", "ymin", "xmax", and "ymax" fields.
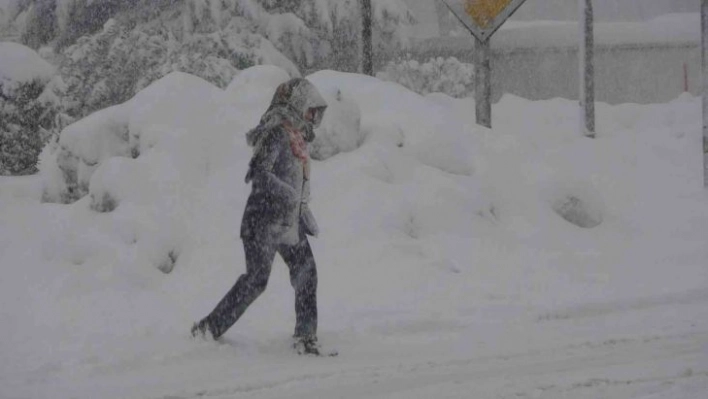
[
  {"xmin": 309, "ymin": 71, "xmax": 464, "ymax": 149},
  {"xmin": 6, "ymin": 65, "xmax": 708, "ymax": 399},
  {"xmin": 309, "ymin": 83, "xmax": 363, "ymax": 160},
  {"xmin": 41, "ymin": 71, "xmax": 236, "ymax": 272},
  {"xmin": 33, "ymin": 65, "xmax": 708, "ymax": 311},
  {"xmin": 41, "ymin": 65, "xmax": 367, "ymax": 270}
]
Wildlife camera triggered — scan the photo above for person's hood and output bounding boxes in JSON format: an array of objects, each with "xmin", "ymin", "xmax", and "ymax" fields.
[{"xmin": 246, "ymin": 78, "xmax": 328, "ymax": 147}]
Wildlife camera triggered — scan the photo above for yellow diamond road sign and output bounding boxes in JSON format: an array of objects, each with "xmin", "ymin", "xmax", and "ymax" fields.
[
  {"xmin": 441, "ymin": 0, "xmax": 528, "ymax": 42},
  {"xmin": 465, "ymin": 0, "xmax": 514, "ymax": 28}
]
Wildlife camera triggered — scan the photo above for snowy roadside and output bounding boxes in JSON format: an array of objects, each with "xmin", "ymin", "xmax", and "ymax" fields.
[{"xmin": 1, "ymin": 68, "xmax": 707, "ymax": 399}]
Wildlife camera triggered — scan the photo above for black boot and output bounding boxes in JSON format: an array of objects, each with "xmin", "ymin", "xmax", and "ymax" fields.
[
  {"xmin": 293, "ymin": 335, "xmax": 320, "ymax": 355},
  {"xmin": 191, "ymin": 319, "xmax": 214, "ymax": 340}
]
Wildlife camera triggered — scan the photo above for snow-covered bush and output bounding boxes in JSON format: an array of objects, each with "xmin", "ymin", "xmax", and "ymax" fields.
[
  {"xmin": 0, "ymin": 42, "xmax": 62, "ymax": 175},
  {"xmin": 41, "ymin": 65, "xmax": 291, "ymax": 205},
  {"xmin": 377, "ymin": 57, "xmax": 475, "ymax": 98},
  {"xmin": 371, "ymin": 0, "xmax": 414, "ymax": 61},
  {"xmin": 57, "ymin": 19, "xmax": 150, "ymax": 119},
  {"xmin": 39, "ymin": 67, "xmax": 297, "ymax": 272},
  {"xmin": 3, "ymin": 0, "xmax": 415, "ymax": 124},
  {"xmin": 41, "ymin": 103, "xmax": 132, "ymax": 203},
  {"xmin": 56, "ymin": 16, "xmax": 305, "ymax": 119},
  {"xmin": 187, "ymin": 0, "xmax": 415, "ymax": 73}
]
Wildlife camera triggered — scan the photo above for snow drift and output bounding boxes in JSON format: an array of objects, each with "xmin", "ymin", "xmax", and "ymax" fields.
[{"xmin": 2, "ymin": 66, "xmax": 706, "ymax": 398}]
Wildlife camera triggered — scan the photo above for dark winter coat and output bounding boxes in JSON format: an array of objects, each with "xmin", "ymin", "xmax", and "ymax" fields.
[{"xmin": 240, "ymin": 78, "xmax": 327, "ymax": 245}]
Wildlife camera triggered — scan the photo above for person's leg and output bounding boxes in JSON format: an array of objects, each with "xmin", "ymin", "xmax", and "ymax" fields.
[
  {"xmin": 278, "ymin": 230, "xmax": 318, "ymax": 339},
  {"xmin": 201, "ymin": 238, "xmax": 276, "ymax": 339}
]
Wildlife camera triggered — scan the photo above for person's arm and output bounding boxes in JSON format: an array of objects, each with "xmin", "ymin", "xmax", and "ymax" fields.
[
  {"xmin": 299, "ymin": 176, "xmax": 319, "ymax": 236},
  {"xmin": 246, "ymin": 128, "xmax": 297, "ymax": 202},
  {"xmin": 300, "ymin": 202, "xmax": 319, "ymax": 237}
]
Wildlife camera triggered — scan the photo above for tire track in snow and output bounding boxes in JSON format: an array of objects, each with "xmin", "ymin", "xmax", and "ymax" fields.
[
  {"xmin": 537, "ymin": 288, "xmax": 708, "ymax": 321},
  {"xmin": 156, "ymin": 329, "xmax": 708, "ymax": 399}
]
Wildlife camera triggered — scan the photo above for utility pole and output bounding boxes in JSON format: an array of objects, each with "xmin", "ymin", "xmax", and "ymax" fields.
[
  {"xmin": 579, "ymin": 0, "xmax": 595, "ymax": 138},
  {"xmin": 702, "ymin": 0, "xmax": 708, "ymax": 187},
  {"xmin": 361, "ymin": 0, "xmax": 373, "ymax": 76}
]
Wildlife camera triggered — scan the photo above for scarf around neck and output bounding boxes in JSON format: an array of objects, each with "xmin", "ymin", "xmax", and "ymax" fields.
[{"xmin": 247, "ymin": 105, "xmax": 311, "ymax": 180}]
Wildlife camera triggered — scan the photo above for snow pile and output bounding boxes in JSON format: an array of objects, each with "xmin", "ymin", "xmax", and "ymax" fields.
[
  {"xmin": 0, "ymin": 41, "xmax": 54, "ymax": 92},
  {"xmin": 3, "ymin": 67, "xmax": 708, "ymax": 398},
  {"xmin": 40, "ymin": 68, "xmax": 289, "ymax": 272},
  {"xmin": 308, "ymin": 83, "xmax": 363, "ymax": 160}
]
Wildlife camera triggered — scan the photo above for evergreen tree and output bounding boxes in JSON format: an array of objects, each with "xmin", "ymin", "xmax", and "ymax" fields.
[
  {"xmin": 2, "ymin": 0, "xmax": 414, "ymax": 124},
  {"xmin": 0, "ymin": 78, "xmax": 59, "ymax": 175}
]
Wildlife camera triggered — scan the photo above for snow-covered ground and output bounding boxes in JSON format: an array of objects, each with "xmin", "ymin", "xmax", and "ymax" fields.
[{"xmin": 1, "ymin": 67, "xmax": 707, "ymax": 398}]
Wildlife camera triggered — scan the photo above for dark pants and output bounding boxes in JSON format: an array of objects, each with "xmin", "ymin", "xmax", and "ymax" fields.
[{"xmin": 203, "ymin": 229, "xmax": 318, "ymax": 340}]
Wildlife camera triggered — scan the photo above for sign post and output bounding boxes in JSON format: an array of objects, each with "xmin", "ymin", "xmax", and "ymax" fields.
[
  {"xmin": 579, "ymin": 0, "xmax": 595, "ymax": 138},
  {"xmin": 475, "ymin": 38, "xmax": 492, "ymax": 127},
  {"xmin": 440, "ymin": 0, "xmax": 528, "ymax": 128},
  {"xmin": 702, "ymin": 0, "xmax": 708, "ymax": 187}
]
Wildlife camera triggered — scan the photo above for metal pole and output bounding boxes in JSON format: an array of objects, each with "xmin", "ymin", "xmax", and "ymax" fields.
[
  {"xmin": 475, "ymin": 38, "xmax": 492, "ymax": 128},
  {"xmin": 579, "ymin": 0, "xmax": 595, "ymax": 138},
  {"xmin": 702, "ymin": 0, "xmax": 708, "ymax": 187},
  {"xmin": 361, "ymin": 0, "xmax": 374, "ymax": 76}
]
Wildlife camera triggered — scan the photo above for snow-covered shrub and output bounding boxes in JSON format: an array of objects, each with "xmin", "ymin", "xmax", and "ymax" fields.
[
  {"xmin": 377, "ymin": 57, "xmax": 475, "ymax": 98},
  {"xmin": 371, "ymin": 0, "xmax": 415, "ymax": 61},
  {"xmin": 18, "ymin": 0, "xmax": 57, "ymax": 49},
  {"xmin": 39, "ymin": 71, "xmax": 229, "ymax": 204},
  {"xmin": 56, "ymin": 16, "xmax": 302, "ymax": 120},
  {"xmin": 51, "ymin": 104, "xmax": 131, "ymax": 203},
  {"xmin": 58, "ymin": 19, "xmax": 228, "ymax": 119},
  {"xmin": 263, "ymin": 12, "xmax": 316, "ymax": 69},
  {"xmin": 0, "ymin": 42, "xmax": 61, "ymax": 175},
  {"xmin": 39, "ymin": 71, "xmax": 237, "ymax": 273},
  {"xmin": 4, "ymin": 1, "xmax": 415, "ymax": 123},
  {"xmin": 187, "ymin": 0, "xmax": 415, "ymax": 73},
  {"xmin": 299, "ymin": 0, "xmax": 415, "ymax": 73},
  {"xmin": 7, "ymin": 0, "xmax": 130, "ymax": 49},
  {"xmin": 57, "ymin": 19, "xmax": 139, "ymax": 118}
]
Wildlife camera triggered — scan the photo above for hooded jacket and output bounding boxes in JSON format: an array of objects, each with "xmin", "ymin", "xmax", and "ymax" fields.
[{"xmin": 240, "ymin": 78, "xmax": 327, "ymax": 245}]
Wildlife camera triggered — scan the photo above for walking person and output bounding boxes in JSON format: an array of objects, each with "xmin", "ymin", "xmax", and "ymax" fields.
[{"xmin": 192, "ymin": 78, "xmax": 328, "ymax": 355}]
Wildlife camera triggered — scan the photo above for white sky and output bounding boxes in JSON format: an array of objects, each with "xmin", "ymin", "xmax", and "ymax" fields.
[
  {"xmin": 1, "ymin": 0, "xmax": 699, "ymax": 17},
  {"xmin": 0, "ymin": 0, "xmax": 700, "ymax": 37}
]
